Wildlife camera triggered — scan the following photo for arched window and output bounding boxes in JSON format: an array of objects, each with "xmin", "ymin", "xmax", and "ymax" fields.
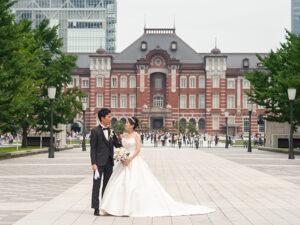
[
  {"xmin": 111, "ymin": 118, "xmax": 117, "ymax": 128},
  {"xmin": 129, "ymin": 76, "xmax": 136, "ymax": 88},
  {"xmin": 189, "ymin": 118, "xmax": 196, "ymax": 126},
  {"xmin": 198, "ymin": 118, "xmax": 205, "ymax": 131},
  {"xmin": 153, "ymin": 95, "xmax": 164, "ymax": 108},
  {"xmin": 120, "ymin": 76, "xmax": 127, "ymax": 88},
  {"xmin": 180, "ymin": 76, "xmax": 187, "ymax": 88},
  {"xmin": 180, "ymin": 118, "xmax": 187, "ymax": 129},
  {"xmin": 189, "ymin": 76, "xmax": 196, "ymax": 88}
]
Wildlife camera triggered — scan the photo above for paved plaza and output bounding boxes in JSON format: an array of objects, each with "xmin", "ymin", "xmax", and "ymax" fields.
[{"xmin": 1, "ymin": 143, "xmax": 300, "ymax": 225}]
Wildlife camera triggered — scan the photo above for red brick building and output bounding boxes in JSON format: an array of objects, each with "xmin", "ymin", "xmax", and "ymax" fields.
[{"xmin": 69, "ymin": 28, "xmax": 267, "ymax": 136}]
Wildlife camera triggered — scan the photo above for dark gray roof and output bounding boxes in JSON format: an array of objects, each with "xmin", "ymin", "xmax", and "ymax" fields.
[
  {"xmin": 113, "ymin": 33, "xmax": 203, "ymax": 64},
  {"xmin": 199, "ymin": 52, "xmax": 268, "ymax": 68}
]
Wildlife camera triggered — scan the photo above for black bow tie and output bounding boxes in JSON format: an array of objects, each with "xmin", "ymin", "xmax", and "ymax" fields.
[{"xmin": 102, "ymin": 127, "xmax": 110, "ymax": 131}]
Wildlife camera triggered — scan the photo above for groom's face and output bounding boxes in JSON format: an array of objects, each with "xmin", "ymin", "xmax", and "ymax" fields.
[{"xmin": 102, "ymin": 113, "xmax": 111, "ymax": 127}]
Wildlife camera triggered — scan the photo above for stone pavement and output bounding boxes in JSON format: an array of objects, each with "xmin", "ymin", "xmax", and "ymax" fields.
[{"xmin": 1, "ymin": 143, "xmax": 300, "ymax": 225}]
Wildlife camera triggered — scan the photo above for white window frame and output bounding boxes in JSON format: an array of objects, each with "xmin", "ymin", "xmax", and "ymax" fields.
[
  {"xmin": 96, "ymin": 76, "xmax": 104, "ymax": 88},
  {"xmin": 180, "ymin": 76, "xmax": 187, "ymax": 88},
  {"xmin": 120, "ymin": 94, "xmax": 127, "ymax": 108},
  {"xmin": 199, "ymin": 76, "xmax": 205, "ymax": 88},
  {"xmin": 189, "ymin": 76, "xmax": 196, "ymax": 88},
  {"xmin": 153, "ymin": 95, "xmax": 164, "ymax": 108},
  {"xmin": 212, "ymin": 94, "xmax": 219, "ymax": 108},
  {"xmin": 129, "ymin": 94, "xmax": 136, "ymax": 108},
  {"xmin": 259, "ymin": 123, "xmax": 265, "ymax": 132},
  {"xmin": 227, "ymin": 95, "xmax": 235, "ymax": 109},
  {"xmin": 227, "ymin": 79, "xmax": 235, "ymax": 89},
  {"xmin": 81, "ymin": 78, "xmax": 89, "ymax": 88},
  {"xmin": 96, "ymin": 93, "xmax": 103, "ymax": 108},
  {"xmin": 189, "ymin": 95, "xmax": 196, "ymax": 109},
  {"xmin": 243, "ymin": 79, "xmax": 250, "ymax": 89},
  {"xmin": 212, "ymin": 76, "xmax": 219, "ymax": 88},
  {"xmin": 199, "ymin": 94, "xmax": 205, "ymax": 109},
  {"xmin": 180, "ymin": 94, "xmax": 187, "ymax": 108},
  {"xmin": 129, "ymin": 76, "xmax": 136, "ymax": 88},
  {"xmin": 243, "ymin": 117, "xmax": 250, "ymax": 132},
  {"xmin": 111, "ymin": 94, "xmax": 118, "ymax": 108},
  {"xmin": 120, "ymin": 76, "xmax": 127, "ymax": 88},
  {"xmin": 111, "ymin": 76, "xmax": 118, "ymax": 88}
]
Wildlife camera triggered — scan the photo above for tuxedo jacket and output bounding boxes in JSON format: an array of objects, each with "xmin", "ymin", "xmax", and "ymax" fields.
[{"xmin": 90, "ymin": 125, "xmax": 122, "ymax": 167}]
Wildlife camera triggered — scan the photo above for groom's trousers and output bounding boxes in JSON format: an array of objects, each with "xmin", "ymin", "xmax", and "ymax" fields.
[{"xmin": 91, "ymin": 159, "xmax": 113, "ymax": 209}]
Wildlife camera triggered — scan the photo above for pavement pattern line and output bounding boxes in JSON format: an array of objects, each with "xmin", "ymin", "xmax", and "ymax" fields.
[{"xmin": 1, "ymin": 147, "xmax": 299, "ymax": 225}]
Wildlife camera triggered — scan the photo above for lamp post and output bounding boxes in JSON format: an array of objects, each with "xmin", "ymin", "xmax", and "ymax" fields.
[
  {"xmin": 82, "ymin": 102, "xmax": 87, "ymax": 151},
  {"xmin": 48, "ymin": 86, "xmax": 56, "ymax": 158},
  {"xmin": 225, "ymin": 111, "xmax": 229, "ymax": 149},
  {"xmin": 247, "ymin": 103, "xmax": 253, "ymax": 153},
  {"xmin": 288, "ymin": 88, "xmax": 296, "ymax": 159}
]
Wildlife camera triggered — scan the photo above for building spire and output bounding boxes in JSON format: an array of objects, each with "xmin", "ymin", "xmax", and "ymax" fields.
[
  {"xmin": 215, "ymin": 37, "xmax": 217, "ymax": 48},
  {"xmin": 173, "ymin": 15, "xmax": 176, "ymax": 29}
]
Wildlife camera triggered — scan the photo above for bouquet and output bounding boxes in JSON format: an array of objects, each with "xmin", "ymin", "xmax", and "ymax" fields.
[{"xmin": 114, "ymin": 147, "xmax": 130, "ymax": 162}]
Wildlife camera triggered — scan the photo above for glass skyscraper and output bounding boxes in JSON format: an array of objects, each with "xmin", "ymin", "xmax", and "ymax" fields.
[
  {"xmin": 292, "ymin": 0, "xmax": 300, "ymax": 34},
  {"xmin": 12, "ymin": 0, "xmax": 117, "ymax": 53}
]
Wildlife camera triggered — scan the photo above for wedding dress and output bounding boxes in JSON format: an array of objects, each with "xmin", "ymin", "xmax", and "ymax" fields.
[{"xmin": 100, "ymin": 137, "xmax": 215, "ymax": 217}]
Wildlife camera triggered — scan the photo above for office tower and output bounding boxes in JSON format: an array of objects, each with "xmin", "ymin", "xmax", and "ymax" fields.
[
  {"xmin": 292, "ymin": 0, "xmax": 300, "ymax": 34},
  {"xmin": 12, "ymin": 0, "xmax": 117, "ymax": 53}
]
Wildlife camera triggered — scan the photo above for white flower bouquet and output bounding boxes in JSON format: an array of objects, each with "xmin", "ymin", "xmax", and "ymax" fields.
[{"xmin": 114, "ymin": 147, "xmax": 130, "ymax": 162}]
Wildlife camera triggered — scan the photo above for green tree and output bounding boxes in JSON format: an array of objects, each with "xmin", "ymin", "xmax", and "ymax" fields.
[
  {"xmin": 245, "ymin": 30, "xmax": 300, "ymax": 129},
  {"xmin": 113, "ymin": 120, "xmax": 125, "ymax": 135},
  {"xmin": 171, "ymin": 121, "xmax": 185, "ymax": 133},
  {"xmin": 0, "ymin": 1, "xmax": 86, "ymax": 147},
  {"xmin": 187, "ymin": 122, "xmax": 198, "ymax": 134}
]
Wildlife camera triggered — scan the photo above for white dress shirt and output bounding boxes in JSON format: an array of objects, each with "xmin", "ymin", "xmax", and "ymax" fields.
[{"xmin": 100, "ymin": 123, "xmax": 109, "ymax": 141}]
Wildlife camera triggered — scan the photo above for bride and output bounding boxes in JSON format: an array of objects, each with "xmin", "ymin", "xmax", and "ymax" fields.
[{"xmin": 100, "ymin": 117, "xmax": 215, "ymax": 217}]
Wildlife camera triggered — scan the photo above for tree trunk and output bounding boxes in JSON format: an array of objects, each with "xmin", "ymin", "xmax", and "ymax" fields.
[{"xmin": 21, "ymin": 125, "xmax": 28, "ymax": 148}]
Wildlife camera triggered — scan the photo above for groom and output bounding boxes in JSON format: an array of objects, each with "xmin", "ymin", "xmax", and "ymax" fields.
[{"xmin": 90, "ymin": 108, "xmax": 122, "ymax": 216}]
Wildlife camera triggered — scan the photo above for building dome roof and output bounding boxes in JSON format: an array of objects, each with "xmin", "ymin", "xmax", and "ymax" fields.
[
  {"xmin": 210, "ymin": 48, "xmax": 221, "ymax": 54},
  {"xmin": 96, "ymin": 48, "xmax": 106, "ymax": 54}
]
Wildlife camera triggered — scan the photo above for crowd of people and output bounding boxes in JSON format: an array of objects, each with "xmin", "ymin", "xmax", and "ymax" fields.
[
  {"xmin": 139, "ymin": 132, "xmax": 227, "ymax": 149},
  {"xmin": 0, "ymin": 133, "xmax": 17, "ymax": 145}
]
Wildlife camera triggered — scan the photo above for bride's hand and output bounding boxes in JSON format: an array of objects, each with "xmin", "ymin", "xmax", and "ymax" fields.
[{"xmin": 122, "ymin": 159, "xmax": 131, "ymax": 166}]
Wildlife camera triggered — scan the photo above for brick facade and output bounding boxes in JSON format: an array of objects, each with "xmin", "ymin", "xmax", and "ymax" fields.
[{"xmin": 69, "ymin": 28, "xmax": 266, "ymax": 136}]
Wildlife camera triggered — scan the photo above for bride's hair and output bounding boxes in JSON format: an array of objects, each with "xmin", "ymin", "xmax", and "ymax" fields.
[{"xmin": 128, "ymin": 117, "xmax": 139, "ymax": 130}]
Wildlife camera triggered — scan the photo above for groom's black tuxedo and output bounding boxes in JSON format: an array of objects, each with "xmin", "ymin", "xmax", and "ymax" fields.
[{"xmin": 91, "ymin": 125, "xmax": 122, "ymax": 210}]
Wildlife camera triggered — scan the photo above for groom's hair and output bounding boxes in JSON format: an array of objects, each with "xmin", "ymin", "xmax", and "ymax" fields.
[{"xmin": 98, "ymin": 108, "xmax": 111, "ymax": 122}]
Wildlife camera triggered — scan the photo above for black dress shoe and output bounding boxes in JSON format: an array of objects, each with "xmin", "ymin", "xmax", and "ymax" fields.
[{"xmin": 94, "ymin": 209, "xmax": 100, "ymax": 216}]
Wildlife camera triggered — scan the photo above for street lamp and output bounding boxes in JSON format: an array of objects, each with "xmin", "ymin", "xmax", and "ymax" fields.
[
  {"xmin": 288, "ymin": 88, "xmax": 296, "ymax": 159},
  {"xmin": 247, "ymin": 102, "xmax": 253, "ymax": 152},
  {"xmin": 225, "ymin": 111, "xmax": 229, "ymax": 149},
  {"xmin": 82, "ymin": 101, "xmax": 88, "ymax": 151},
  {"xmin": 48, "ymin": 86, "xmax": 56, "ymax": 158}
]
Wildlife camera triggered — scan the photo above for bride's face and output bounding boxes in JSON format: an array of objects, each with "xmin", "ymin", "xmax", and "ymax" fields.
[{"xmin": 125, "ymin": 120, "xmax": 134, "ymax": 131}]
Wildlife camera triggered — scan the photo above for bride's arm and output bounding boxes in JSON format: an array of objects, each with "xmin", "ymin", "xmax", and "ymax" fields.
[{"xmin": 129, "ymin": 133, "xmax": 141, "ymax": 161}]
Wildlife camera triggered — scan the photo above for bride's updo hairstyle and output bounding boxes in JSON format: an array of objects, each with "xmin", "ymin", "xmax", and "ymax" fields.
[{"xmin": 128, "ymin": 117, "xmax": 139, "ymax": 130}]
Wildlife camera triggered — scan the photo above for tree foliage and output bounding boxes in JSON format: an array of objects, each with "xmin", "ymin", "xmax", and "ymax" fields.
[
  {"xmin": 0, "ymin": 0, "xmax": 86, "ymax": 147},
  {"xmin": 246, "ymin": 30, "xmax": 300, "ymax": 128}
]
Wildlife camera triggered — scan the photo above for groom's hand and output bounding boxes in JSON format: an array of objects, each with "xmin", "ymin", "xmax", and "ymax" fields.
[{"xmin": 92, "ymin": 164, "xmax": 98, "ymax": 171}]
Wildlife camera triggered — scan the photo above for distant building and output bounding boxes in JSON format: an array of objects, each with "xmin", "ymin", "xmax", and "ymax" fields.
[
  {"xmin": 292, "ymin": 0, "xmax": 300, "ymax": 34},
  {"xmin": 69, "ymin": 28, "xmax": 267, "ymax": 137},
  {"xmin": 12, "ymin": 0, "xmax": 117, "ymax": 53}
]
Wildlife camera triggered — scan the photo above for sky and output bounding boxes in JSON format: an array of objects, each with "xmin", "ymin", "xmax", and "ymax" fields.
[{"xmin": 116, "ymin": 0, "xmax": 290, "ymax": 53}]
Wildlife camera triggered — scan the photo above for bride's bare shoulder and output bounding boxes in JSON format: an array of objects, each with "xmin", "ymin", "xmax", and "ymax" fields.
[{"xmin": 121, "ymin": 133, "xmax": 129, "ymax": 138}]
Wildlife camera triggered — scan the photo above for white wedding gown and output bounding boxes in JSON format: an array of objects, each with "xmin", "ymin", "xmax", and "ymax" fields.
[{"xmin": 100, "ymin": 137, "xmax": 215, "ymax": 217}]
